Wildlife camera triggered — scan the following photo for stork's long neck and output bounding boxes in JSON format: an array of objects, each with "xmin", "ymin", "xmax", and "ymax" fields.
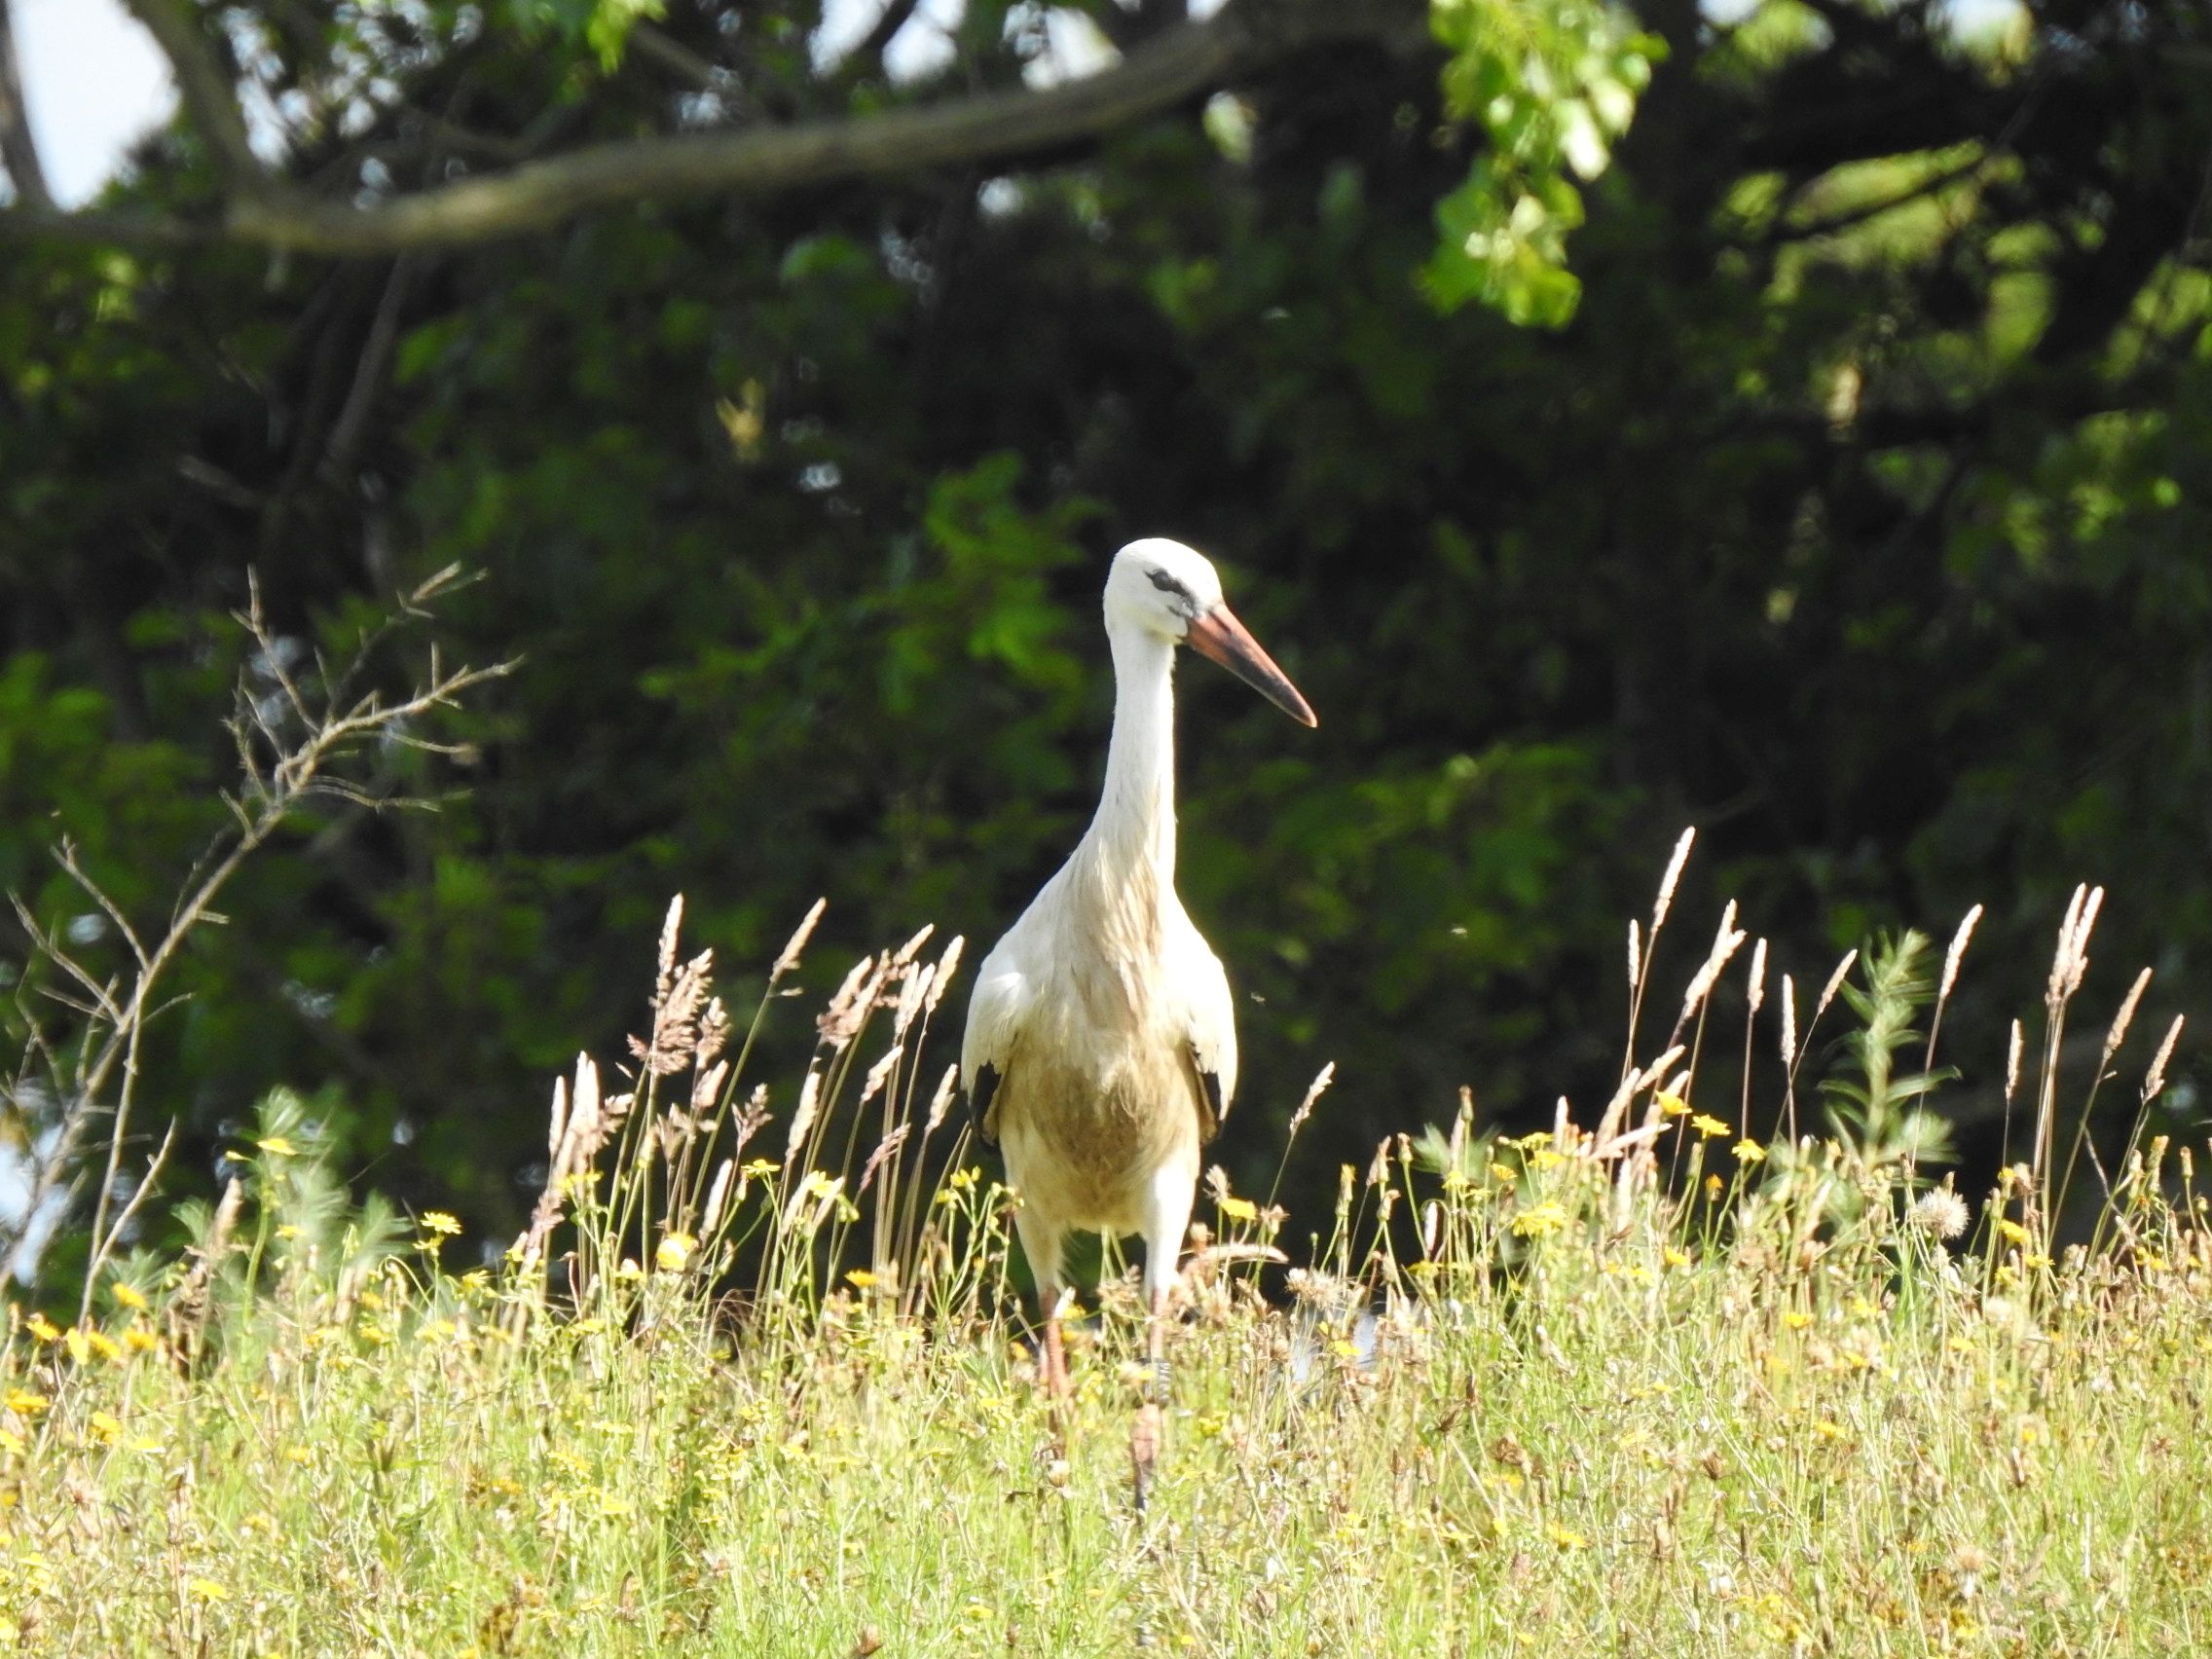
[{"xmin": 1077, "ymin": 620, "xmax": 1178, "ymax": 906}]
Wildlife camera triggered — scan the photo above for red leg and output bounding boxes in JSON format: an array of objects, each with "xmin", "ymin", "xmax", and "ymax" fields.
[{"xmin": 1130, "ymin": 1284, "xmax": 1169, "ymax": 1512}]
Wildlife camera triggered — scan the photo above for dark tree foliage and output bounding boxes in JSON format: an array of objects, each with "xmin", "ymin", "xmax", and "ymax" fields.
[{"xmin": 0, "ymin": 0, "xmax": 2205, "ymax": 1243}]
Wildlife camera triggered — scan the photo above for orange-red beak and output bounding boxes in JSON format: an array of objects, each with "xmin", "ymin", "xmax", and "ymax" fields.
[{"xmin": 1185, "ymin": 604, "xmax": 1317, "ymax": 727}]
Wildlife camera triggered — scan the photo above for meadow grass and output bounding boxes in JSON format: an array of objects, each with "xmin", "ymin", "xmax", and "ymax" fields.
[{"xmin": 1, "ymin": 875, "xmax": 2206, "ymax": 1657}]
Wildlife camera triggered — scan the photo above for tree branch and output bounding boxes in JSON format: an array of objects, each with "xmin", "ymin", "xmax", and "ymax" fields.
[
  {"xmin": 0, "ymin": 0, "xmax": 52, "ymax": 209},
  {"xmin": 847, "ymin": 0, "xmax": 925, "ymax": 74},
  {"xmin": 628, "ymin": 20, "xmax": 720, "ymax": 93},
  {"xmin": 120, "ymin": 0, "xmax": 263, "ymax": 185},
  {"xmin": 5, "ymin": 0, "xmax": 1419, "ymax": 257}
]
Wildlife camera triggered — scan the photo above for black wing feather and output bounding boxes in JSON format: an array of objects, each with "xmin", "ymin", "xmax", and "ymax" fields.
[
  {"xmin": 1188, "ymin": 1044, "xmax": 1228, "ymax": 1145},
  {"xmin": 969, "ymin": 1061, "xmax": 1003, "ymax": 1149}
]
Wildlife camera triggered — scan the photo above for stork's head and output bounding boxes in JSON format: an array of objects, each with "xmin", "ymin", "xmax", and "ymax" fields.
[{"xmin": 1106, "ymin": 538, "xmax": 1317, "ymax": 727}]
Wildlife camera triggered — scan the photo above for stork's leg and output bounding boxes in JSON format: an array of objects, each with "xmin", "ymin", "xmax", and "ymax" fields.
[
  {"xmin": 1130, "ymin": 1157, "xmax": 1197, "ymax": 1513},
  {"xmin": 1013, "ymin": 1205, "xmax": 1072, "ymax": 1454}
]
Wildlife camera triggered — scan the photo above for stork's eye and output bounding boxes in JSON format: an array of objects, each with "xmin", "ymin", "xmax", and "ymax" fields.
[{"xmin": 1147, "ymin": 569, "xmax": 1196, "ymax": 607}]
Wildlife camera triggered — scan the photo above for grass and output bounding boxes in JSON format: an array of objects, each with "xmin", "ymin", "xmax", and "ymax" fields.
[{"xmin": 1, "ymin": 870, "xmax": 2206, "ymax": 1656}]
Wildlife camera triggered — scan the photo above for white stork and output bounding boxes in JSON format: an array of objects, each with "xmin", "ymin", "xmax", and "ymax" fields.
[{"xmin": 960, "ymin": 537, "xmax": 1314, "ymax": 1456}]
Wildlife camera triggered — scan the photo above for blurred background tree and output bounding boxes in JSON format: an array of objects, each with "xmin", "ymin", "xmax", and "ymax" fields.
[{"xmin": 0, "ymin": 0, "xmax": 2205, "ymax": 1252}]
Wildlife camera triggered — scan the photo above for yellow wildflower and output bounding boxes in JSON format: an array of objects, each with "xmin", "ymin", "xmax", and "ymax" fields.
[
  {"xmin": 23, "ymin": 1313, "xmax": 58, "ymax": 1344},
  {"xmin": 1663, "ymin": 1246, "xmax": 1692, "ymax": 1269},
  {"xmin": 1783, "ymin": 1310, "xmax": 1813, "ymax": 1330},
  {"xmin": 742, "ymin": 1158, "xmax": 778, "ymax": 1180},
  {"xmin": 86, "ymin": 1330, "xmax": 122, "ymax": 1365},
  {"xmin": 1732, "ymin": 1139, "xmax": 1766, "ymax": 1163},
  {"xmin": 124, "ymin": 1329, "xmax": 160, "ymax": 1354},
  {"xmin": 846, "ymin": 1269, "xmax": 879, "ymax": 1290},
  {"xmin": 87, "ymin": 1412, "xmax": 122, "ymax": 1447},
  {"xmin": 1655, "ymin": 1092, "xmax": 1690, "ymax": 1118},
  {"xmin": 0, "ymin": 1429, "xmax": 20, "ymax": 1456},
  {"xmin": 419, "ymin": 1211, "xmax": 462, "ymax": 1237},
  {"xmin": 1546, "ymin": 1523, "xmax": 1588, "ymax": 1549},
  {"xmin": 110, "ymin": 1283, "xmax": 148, "ymax": 1312},
  {"xmin": 655, "ymin": 1233, "xmax": 696, "ymax": 1273},
  {"xmin": 1217, "ymin": 1196, "xmax": 1258, "ymax": 1223},
  {"xmin": 1690, "ymin": 1114, "xmax": 1730, "ymax": 1139},
  {"xmin": 255, "ymin": 1135, "xmax": 298, "ymax": 1159},
  {"xmin": 187, "ymin": 1578, "xmax": 229, "ymax": 1604},
  {"xmin": 1489, "ymin": 1162, "xmax": 1517, "ymax": 1183},
  {"xmin": 1995, "ymin": 1220, "xmax": 2030, "ymax": 1246},
  {"xmin": 1511, "ymin": 1202, "xmax": 1570, "ymax": 1239},
  {"xmin": 62, "ymin": 1328, "xmax": 89, "ymax": 1365}
]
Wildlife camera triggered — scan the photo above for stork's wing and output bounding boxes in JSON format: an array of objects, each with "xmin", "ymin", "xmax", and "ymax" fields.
[
  {"xmin": 1171, "ymin": 921, "xmax": 1239, "ymax": 1145},
  {"xmin": 960, "ymin": 946, "xmax": 1032, "ymax": 1150}
]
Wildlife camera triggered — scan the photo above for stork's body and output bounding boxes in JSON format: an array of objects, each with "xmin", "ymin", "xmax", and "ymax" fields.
[{"xmin": 961, "ymin": 539, "xmax": 1314, "ymax": 1423}]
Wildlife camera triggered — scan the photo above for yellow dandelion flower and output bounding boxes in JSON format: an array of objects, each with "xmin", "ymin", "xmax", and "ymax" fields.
[
  {"xmin": 110, "ymin": 1284, "xmax": 148, "ymax": 1312},
  {"xmin": 1995, "ymin": 1220, "xmax": 2030, "ymax": 1246},
  {"xmin": 1546, "ymin": 1523, "xmax": 1588, "ymax": 1549},
  {"xmin": 0, "ymin": 1428, "xmax": 18, "ymax": 1456},
  {"xmin": 1489, "ymin": 1161, "xmax": 1517, "ymax": 1183},
  {"xmin": 655, "ymin": 1233, "xmax": 696, "ymax": 1273},
  {"xmin": 1783, "ymin": 1310, "xmax": 1813, "ymax": 1331},
  {"xmin": 255, "ymin": 1135, "xmax": 298, "ymax": 1159},
  {"xmin": 1690, "ymin": 1114, "xmax": 1730, "ymax": 1139},
  {"xmin": 87, "ymin": 1412, "xmax": 122, "ymax": 1447},
  {"xmin": 1217, "ymin": 1196, "xmax": 1258, "ymax": 1223},
  {"xmin": 419, "ymin": 1211, "xmax": 462, "ymax": 1237},
  {"xmin": 1329, "ymin": 1340, "xmax": 1361, "ymax": 1360},
  {"xmin": 275, "ymin": 1224, "xmax": 303, "ymax": 1240},
  {"xmin": 742, "ymin": 1158, "xmax": 778, "ymax": 1179},
  {"xmin": 285, "ymin": 1446, "xmax": 314, "ymax": 1466},
  {"xmin": 187, "ymin": 1577, "xmax": 229, "ymax": 1604},
  {"xmin": 1732, "ymin": 1139, "xmax": 1766, "ymax": 1163},
  {"xmin": 124, "ymin": 1329, "xmax": 160, "ymax": 1354},
  {"xmin": 1656, "ymin": 1092, "xmax": 1690, "ymax": 1119},
  {"xmin": 1704, "ymin": 1174, "xmax": 1724, "ymax": 1199},
  {"xmin": 1528, "ymin": 1149, "xmax": 1567, "ymax": 1171},
  {"xmin": 23, "ymin": 1313, "xmax": 58, "ymax": 1344},
  {"xmin": 1515, "ymin": 1131, "xmax": 1555, "ymax": 1152},
  {"xmin": 845, "ymin": 1269, "xmax": 879, "ymax": 1290},
  {"xmin": 86, "ymin": 1331, "xmax": 122, "ymax": 1365},
  {"xmin": 62, "ymin": 1328, "xmax": 90, "ymax": 1365},
  {"xmin": 1663, "ymin": 1246, "xmax": 1692, "ymax": 1269}
]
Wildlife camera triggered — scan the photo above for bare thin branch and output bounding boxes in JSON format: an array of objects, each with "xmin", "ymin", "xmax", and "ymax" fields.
[{"xmin": 0, "ymin": 0, "xmax": 53, "ymax": 209}]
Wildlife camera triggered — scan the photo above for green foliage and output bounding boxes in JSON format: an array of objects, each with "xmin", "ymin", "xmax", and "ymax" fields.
[
  {"xmin": 1, "ymin": 0, "xmax": 2209, "ymax": 1242},
  {"xmin": 1423, "ymin": 0, "xmax": 1662, "ymax": 323}
]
